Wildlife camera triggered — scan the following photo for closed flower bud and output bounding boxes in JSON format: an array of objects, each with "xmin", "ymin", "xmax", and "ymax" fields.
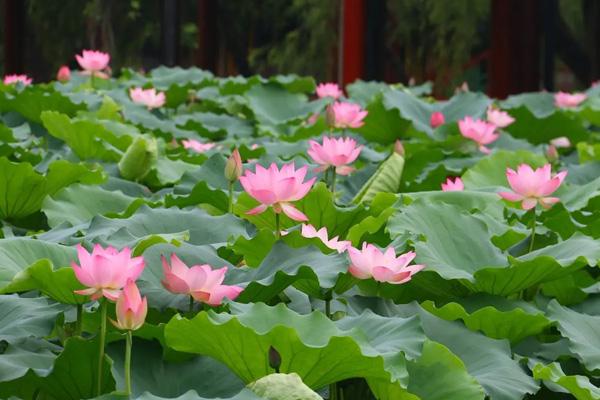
[
  {"xmin": 57, "ymin": 66, "xmax": 71, "ymax": 82},
  {"xmin": 225, "ymin": 148, "xmax": 243, "ymax": 181},
  {"xmin": 394, "ymin": 140, "xmax": 405, "ymax": 156},
  {"xmin": 118, "ymin": 135, "xmax": 157, "ymax": 181}
]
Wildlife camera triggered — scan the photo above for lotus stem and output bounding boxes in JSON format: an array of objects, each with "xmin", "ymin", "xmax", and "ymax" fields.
[
  {"xmin": 75, "ymin": 303, "xmax": 83, "ymax": 336},
  {"xmin": 275, "ymin": 213, "xmax": 281, "ymax": 239},
  {"xmin": 96, "ymin": 299, "xmax": 107, "ymax": 396},
  {"xmin": 325, "ymin": 298, "xmax": 337, "ymax": 400},
  {"xmin": 90, "ymin": 73, "xmax": 96, "ymax": 90},
  {"xmin": 228, "ymin": 181, "xmax": 234, "ymax": 214},
  {"xmin": 124, "ymin": 330, "xmax": 133, "ymax": 396},
  {"xmin": 528, "ymin": 212, "xmax": 537, "ymax": 253},
  {"xmin": 330, "ymin": 169, "xmax": 337, "ymax": 195},
  {"xmin": 189, "ymin": 295, "xmax": 194, "ymax": 313}
]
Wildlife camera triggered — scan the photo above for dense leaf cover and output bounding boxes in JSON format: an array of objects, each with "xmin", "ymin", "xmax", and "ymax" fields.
[{"xmin": 1, "ymin": 68, "xmax": 600, "ymax": 399}]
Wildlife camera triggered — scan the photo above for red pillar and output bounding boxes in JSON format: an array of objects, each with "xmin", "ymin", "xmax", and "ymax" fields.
[{"xmin": 339, "ymin": 0, "xmax": 365, "ymax": 86}]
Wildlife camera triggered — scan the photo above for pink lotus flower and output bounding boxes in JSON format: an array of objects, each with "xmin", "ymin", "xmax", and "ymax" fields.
[
  {"xmin": 348, "ymin": 243, "xmax": 425, "ymax": 284},
  {"xmin": 71, "ymin": 244, "xmax": 145, "ymax": 301},
  {"xmin": 486, "ymin": 107, "xmax": 515, "ymax": 128},
  {"xmin": 430, "ymin": 111, "xmax": 445, "ymax": 128},
  {"xmin": 129, "ymin": 87, "xmax": 166, "ymax": 109},
  {"xmin": 56, "ymin": 66, "xmax": 70, "ymax": 82},
  {"xmin": 182, "ymin": 139, "xmax": 215, "ymax": 153},
  {"xmin": 329, "ymin": 102, "xmax": 368, "ymax": 129},
  {"xmin": 498, "ymin": 164, "xmax": 567, "ymax": 209},
  {"xmin": 441, "ymin": 177, "xmax": 464, "ymax": 192},
  {"xmin": 550, "ymin": 136, "xmax": 571, "ymax": 148},
  {"xmin": 75, "ymin": 50, "xmax": 110, "ymax": 73},
  {"xmin": 458, "ymin": 116, "xmax": 499, "ymax": 154},
  {"xmin": 240, "ymin": 162, "xmax": 316, "ymax": 221},
  {"xmin": 111, "ymin": 280, "xmax": 147, "ymax": 331},
  {"xmin": 316, "ymin": 83, "xmax": 343, "ymax": 99},
  {"xmin": 307, "ymin": 113, "xmax": 320, "ymax": 125},
  {"xmin": 161, "ymin": 254, "xmax": 243, "ymax": 306},
  {"xmin": 554, "ymin": 92, "xmax": 587, "ymax": 108},
  {"xmin": 301, "ymin": 224, "xmax": 351, "ymax": 253},
  {"xmin": 225, "ymin": 148, "xmax": 243, "ymax": 181},
  {"xmin": 3, "ymin": 74, "xmax": 32, "ymax": 86},
  {"xmin": 307, "ymin": 136, "xmax": 362, "ymax": 175}
]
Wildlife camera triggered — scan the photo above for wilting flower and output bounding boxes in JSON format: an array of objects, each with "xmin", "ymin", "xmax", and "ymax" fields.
[
  {"xmin": 71, "ymin": 244, "xmax": 145, "ymax": 301},
  {"xmin": 3, "ymin": 74, "xmax": 32, "ymax": 86},
  {"xmin": 129, "ymin": 87, "xmax": 166, "ymax": 109},
  {"xmin": 316, "ymin": 83, "xmax": 343, "ymax": 99},
  {"xmin": 182, "ymin": 139, "xmax": 215, "ymax": 153},
  {"xmin": 111, "ymin": 280, "xmax": 147, "ymax": 331},
  {"xmin": 486, "ymin": 107, "xmax": 515, "ymax": 128},
  {"xmin": 550, "ymin": 137, "xmax": 571, "ymax": 148},
  {"xmin": 225, "ymin": 148, "xmax": 243, "ymax": 181},
  {"xmin": 498, "ymin": 164, "xmax": 567, "ymax": 210},
  {"xmin": 300, "ymin": 224, "xmax": 351, "ymax": 253},
  {"xmin": 441, "ymin": 177, "xmax": 464, "ymax": 192},
  {"xmin": 458, "ymin": 116, "xmax": 499, "ymax": 154},
  {"xmin": 56, "ymin": 66, "xmax": 70, "ymax": 82},
  {"xmin": 76, "ymin": 50, "xmax": 110, "ymax": 73},
  {"xmin": 161, "ymin": 254, "xmax": 243, "ymax": 306},
  {"xmin": 348, "ymin": 243, "xmax": 425, "ymax": 284},
  {"xmin": 308, "ymin": 136, "xmax": 362, "ymax": 175},
  {"xmin": 240, "ymin": 163, "xmax": 316, "ymax": 221},
  {"xmin": 329, "ymin": 102, "xmax": 368, "ymax": 129},
  {"xmin": 430, "ymin": 111, "xmax": 445, "ymax": 128},
  {"xmin": 554, "ymin": 92, "xmax": 587, "ymax": 108}
]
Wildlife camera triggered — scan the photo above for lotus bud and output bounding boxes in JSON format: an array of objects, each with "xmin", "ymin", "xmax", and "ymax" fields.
[
  {"xmin": 268, "ymin": 346, "xmax": 281, "ymax": 372},
  {"xmin": 57, "ymin": 66, "xmax": 71, "ymax": 82},
  {"xmin": 225, "ymin": 148, "xmax": 243, "ymax": 181},
  {"xmin": 118, "ymin": 135, "xmax": 157, "ymax": 181},
  {"xmin": 394, "ymin": 140, "xmax": 405, "ymax": 157},
  {"xmin": 325, "ymin": 104, "xmax": 336, "ymax": 128},
  {"xmin": 430, "ymin": 111, "xmax": 445, "ymax": 128},
  {"xmin": 546, "ymin": 145, "xmax": 559, "ymax": 162}
]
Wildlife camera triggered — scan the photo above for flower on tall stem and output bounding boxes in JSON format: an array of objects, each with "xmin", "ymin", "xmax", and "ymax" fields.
[
  {"xmin": 240, "ymin": 163, "xmax": 316, "ymax": 234},
  {"xmin": 486, "ymin": 106, "xmax": 515, "ymax": 128},
  {"xmin": 498, "ymin": 163, "xmax": 567, "ymax": 253},
  {"xmin": 70, "ymin": 243, "xmax": 145, "ymax": 397},
  {"xmin": 554, "ymin": 92, "xmax": 587, "ymax": 108},
  {"xmin": 225, "ymin": 148, "xmax": 243, "ymax": 213},
  {"xmin": 75, "ymin": 50, "xmax": 110, "ymax": 87},
  {"xmin": 328, "ymin": 102, "xmax": 368, "ymax": 129},
  {"xmin": 316, "ymin": 83, "xmax": 343, "ymax": 100},
  {"xmin": 111, "ymin": 280, "xmax": 147, "ymax": 396}
]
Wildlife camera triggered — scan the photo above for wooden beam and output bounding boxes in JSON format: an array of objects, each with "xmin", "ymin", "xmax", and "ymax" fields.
[
  {"xmin": 338, "ymin": 0, "xmax": 365, "ymax": 86},
  {"xmin": 161, "ymin": 0, "xmax": 180, "ymax": 67},
  {"xmin": 196, "ymin": 0, "xmax": 218, "ymax": 72},
  {"xmin": 3, "ymin": 0, "xmax": 25, "ymax": 74}
]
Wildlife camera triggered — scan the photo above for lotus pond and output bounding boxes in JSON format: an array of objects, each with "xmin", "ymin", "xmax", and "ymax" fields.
[{"xmin": 1, "ymin": 63, "xmax": 600, "ymax": 400}]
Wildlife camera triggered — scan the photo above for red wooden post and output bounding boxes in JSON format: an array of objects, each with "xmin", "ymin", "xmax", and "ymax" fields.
[{"xmin": 338, "ymin": 0, "xmax": 365, "ymax": 86}]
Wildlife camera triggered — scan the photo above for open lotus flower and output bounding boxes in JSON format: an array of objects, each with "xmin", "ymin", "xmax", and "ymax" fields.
[
  {"xmin": 56, "ymin": 66, "xmax": 71, "ymax": 82},
  {"xmin": 441, "ymin": 177, "xmax": 464, "ymax": 192},
  {"xmin": 240, "ymin": 163, "xmax": 316, "ymax": 221},
  {"xmin": 430, "ymin": 111, "xmax": 445, "ymax": 128},
  {"xmin": 307, "ymin": 136, "xmax": 362, "ymax": 175},
  {"xmin": 458, "ymin": 116, "xmax": 499, "ymax": 154},
  {"xmin": 498, "ymin": 163, "xmax": 567, "ymax": 209},
  {"xmin": 182, "ymin": 139, "xmax": 215, "ymax": 153},
  {"xmin": 301, "ymin": 224, "xmax": 351, "ymax": 253},
  {"xmin": 486, "ymin": 107, "xmax": 515, "ymax": 128},
  {"xmin": 161, "ymin": 254, "xmax": 243, "ymax": 306},
  {"xmin": 129, "ymin": 87, "xmax": 166, "ymax": 109},
  {"xmin": 348, "ymin": 243, "xmax": 425, "ymax": 284},
  {"xmin": 76, "ymin": 50, "xmax": 110, "ymax": 73},
  {"xmin": 111, "ymin": 280, "xmax": 147, "ymax": 331},
  {"xmin": 3, "ymin": 74, "xmax": 32, "ymax": 85},
  {"xmin": 554, "ymin": 92, "xmax": 586, "ymax": 108},
  {"xmin": 72, "ymin": 244, "xmax": 145, "ymax": 301},
  {"xmin": 316, "ymin": 83, "xmax": 343, "ymax": 99},
  {"xmin": 329, "ymin": 102, "xmax": 368, "ymax": 129}
]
